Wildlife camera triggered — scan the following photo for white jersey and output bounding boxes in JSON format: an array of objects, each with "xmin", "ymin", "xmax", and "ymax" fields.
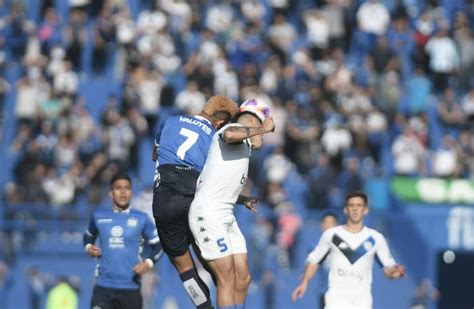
[
  {"xmin": 307, "ymin": 225, "xmax": 396, "ymax": 294},
  {"xmin": 189, "ymin": 123, "xmax": 251, "ymax": 260},
  {"xmin": 190, "ymin": 123, "xmax": 251, "ymax": 216}
]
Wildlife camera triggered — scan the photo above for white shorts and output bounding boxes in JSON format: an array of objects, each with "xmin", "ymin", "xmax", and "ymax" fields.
[
  {"xmin": 189, "ymin": 210, "xmax": 247, "ymax": 261},
  {"xmin": 325, "ymin": 289, "xmax": 372, "ymax": 309}
]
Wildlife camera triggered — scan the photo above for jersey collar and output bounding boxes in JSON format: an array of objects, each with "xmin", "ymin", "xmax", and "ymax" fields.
[
  {"xmin": 194, "ymin": 115, "xmax": 212, "ymax": 125},
  {"xmin": 112, "ymin": 206, "xmax": 131, "ymax": 213}
]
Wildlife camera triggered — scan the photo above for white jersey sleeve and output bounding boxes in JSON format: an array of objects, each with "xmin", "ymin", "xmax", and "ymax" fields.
[
  {"xmin": 307, "ymin": 228, "xmax": 334, "ymax": 265},
  {"xmin": 374, "ymin": 232, "xmax": 396, "ymax": 268}
]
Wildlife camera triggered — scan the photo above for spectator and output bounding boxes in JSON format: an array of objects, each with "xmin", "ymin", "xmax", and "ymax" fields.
[
  {"xmin": 356, "ymin": 0, "xmax": 390, "ymax": 36},
  {"xmin": 46, "ymin": 276, "xmax": 78, "ymax": 309},
  {"xmin": 425, "ymin": 27, "xmax": 459, "ymax": 92},
  {"xmin": 437, "ymin": 88, "xmax": 466, "ymax": 129},
  {"xmin": 430, "ymin": 134, "xmax": 460, "ymax": 178},
  {"xmin": 391, "ymin": 126, "xmax": 426, "ymax": 176}
]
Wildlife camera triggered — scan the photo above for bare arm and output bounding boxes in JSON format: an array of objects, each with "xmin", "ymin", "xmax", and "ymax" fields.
[
  {"xmin": 222, "ymin": 117, "xmax": 275, "ymax": 144},
  {"xmin": 291, "ymin": 263, "xmax": 320, "ymax": 301}
]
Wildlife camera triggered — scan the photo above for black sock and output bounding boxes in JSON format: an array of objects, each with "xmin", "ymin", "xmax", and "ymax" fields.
[{"xmin": 180, "ymin": 268, "xmax": 214, "ymax": 309}]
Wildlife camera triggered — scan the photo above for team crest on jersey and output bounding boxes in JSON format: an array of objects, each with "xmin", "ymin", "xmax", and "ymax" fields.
[
  {"xmin": 127, "ymin": 218, "xmax": 138, "ymax": 227},
  {"xmin": 363, "ymin": 240, "xmax": 373, "ymax": 251}
]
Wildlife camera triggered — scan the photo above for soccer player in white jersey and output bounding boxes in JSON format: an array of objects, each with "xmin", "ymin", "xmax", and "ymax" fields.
[
  {"xmin": 292, "ymin": 191, "xmax": 406, "ymax": 309},
  {"xmin": 189, "ymin": 99, "xmax": 275, "ymax": 309}
]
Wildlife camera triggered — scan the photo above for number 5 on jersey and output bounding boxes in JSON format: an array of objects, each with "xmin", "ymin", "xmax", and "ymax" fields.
[
  {"xmin": 177, "ymin": 128, "xmax": 199, "ymax": 160},
  {"xmin": 217, "ymin": 238, "xmax": 228, "ymax": 253}
]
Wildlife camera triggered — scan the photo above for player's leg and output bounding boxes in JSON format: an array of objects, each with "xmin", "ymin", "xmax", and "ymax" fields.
[
  {"xmin": 114, "ymin": 288, "xmax": 142, "ymax": 309},
  {"xmin": 90, "ymin": 286, "xmax": 114, "ymax": 309},
  {"xmin": 229, "ymin": 220, "xmax": 251, "ymax": 308},
  {"xmin": 153, "ymin": 190, "xmax": 213, "ymax": 308},
  {"xmin": 189, "ymin": 213, "xmax": 235, "ymax": 308},
  {"xmin": 207, "ymin": 255, "xmax": 236, "ymax": 308},
  {"xmin": 233, "ymin": 253, "xmax": 251, "ymax": 307}
]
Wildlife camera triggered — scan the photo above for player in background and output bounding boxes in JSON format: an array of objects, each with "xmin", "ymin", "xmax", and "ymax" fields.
[
  {"xmin": 153, "ymin": 95, "xmax": 238, "ymax": 309},
  {"xmin": 317, "ymin": 212, "xmax": 339, "ymax": 309},
  {"xmin": 84, "ymin": 174, "xmax": 162, "ymax": 309},
  {"xmin": 291, "ymin": 191, "xmax": 406, "ymax": 309},
  {"xmin": 189, "ymin": 99, "xmax": 276, "ymax": 309}
]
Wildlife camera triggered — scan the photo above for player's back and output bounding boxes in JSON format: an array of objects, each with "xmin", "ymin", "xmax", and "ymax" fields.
[{"xmin": 156, "ymin": 115, "xmax": 215, "ymax": 172}]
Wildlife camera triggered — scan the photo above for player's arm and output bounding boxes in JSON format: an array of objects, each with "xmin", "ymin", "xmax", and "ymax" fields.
[
  {"xmin": 133, "ymin": 218, "xmax": 164, "ymax": 275},
  {"xmin": 221, "ymin": 117, "xmax": 275, "ymax": 144},
  {"xmin": 83, "ymin": 214, "xmax": 101, "ymax": 257},
  {"xmin": 291, "ymin": 262, "xmax": 320, "ymax": 301},
  {"xmin": 292, "ymin": 230, "xmax": 332, "ymax": 301},
  {"xmin": 236, "ymin": 195, "xmax": 258, "ymax": 212},
  {"xmin": 376, "ymin": 233, "xmax": 406, "ymax": 279}
]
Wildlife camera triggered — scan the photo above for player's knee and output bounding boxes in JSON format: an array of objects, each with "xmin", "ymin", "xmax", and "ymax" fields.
[{"xmin": 236, "ymin": 272, "xmax": 251, "ymax": 291}]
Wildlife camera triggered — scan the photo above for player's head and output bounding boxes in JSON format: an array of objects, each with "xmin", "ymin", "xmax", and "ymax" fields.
[
  {"xmin": 109, "ymin": 173, "xmax": 133, "ymax": 211},
  {"xmin": 201, "ymin": 95, "xmax": 239, "ymax": 130},
  {"xmin": 320, "ymin": 212, "xmax": 338, "ymax": 231},
  {"xmin": 343, "ymin": 191, "xmax": 368, "ymax": 224},
  {"xmin": 234, "ymin": 98, "xmax": 272, "ymax": 149},
  {"xmin": 235, "ymin": 98, "xmax": 271, "ymax": 124}
]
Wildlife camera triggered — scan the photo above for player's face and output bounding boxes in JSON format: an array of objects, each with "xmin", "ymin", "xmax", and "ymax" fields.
[
  {"xmin": 321, "ymin": 216, "xmax": 338, "ymax": 231},
  {"xmin": 344, "ymin": 197, "xmax": 368, "ymax": 224},
  {"xmin": 109, "ymin": 179, "xmax": 132, "ymax": 210}
]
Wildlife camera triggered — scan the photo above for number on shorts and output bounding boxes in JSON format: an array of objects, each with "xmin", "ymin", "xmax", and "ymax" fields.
[
  {"xmin": 217, "ymin": 238, "xmax": 228, "ymax": 253},
  {"xmin": 177, "ymin": 128, "xmax": 199, "ymax": 160}
]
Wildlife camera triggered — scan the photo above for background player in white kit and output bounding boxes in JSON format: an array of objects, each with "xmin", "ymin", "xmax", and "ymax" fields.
[
  {"xmin": 292, "ymin": 191, "xmax": 406, "ymax": 309},
  {"xmin": 189, "ymin": 99, "xmax": 275, "ymax": 309}
]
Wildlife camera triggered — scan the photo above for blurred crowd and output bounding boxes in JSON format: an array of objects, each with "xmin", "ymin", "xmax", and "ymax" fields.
[{"xmin": 1, "ymin": 0, "xmax": 474, "ymax": 274}]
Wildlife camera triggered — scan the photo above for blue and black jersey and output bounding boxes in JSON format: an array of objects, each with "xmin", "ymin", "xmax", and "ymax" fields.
[
  {"xmin": 84, "ymin": 207, "xmax": 162, "ymax": 290},
  {"xmin": 154, "ymin": 115, "xmax": 215, "ymax": 194}
]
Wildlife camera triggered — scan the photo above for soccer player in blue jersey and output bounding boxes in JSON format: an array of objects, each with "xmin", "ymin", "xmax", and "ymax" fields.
[
  {"xmin": 152, "ymin": 95, "xmax": 238, "ymax": 309},
  {"xmin": 84, "ymin": 174, "xmax": 162, "ymax": 309}
]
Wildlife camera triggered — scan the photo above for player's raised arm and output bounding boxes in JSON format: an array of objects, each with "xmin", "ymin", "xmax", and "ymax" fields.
[{"xmin": 221, "ymin": 117, "xmax": 275, "ymax": 144}]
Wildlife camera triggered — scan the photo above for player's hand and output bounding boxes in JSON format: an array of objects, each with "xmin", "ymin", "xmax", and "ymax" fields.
[
  {"xmin": 87, "ymin": 245, "xmax": 102, "ymax": 257},
  {"xmin": 291, "ymin": 282, "xmax": 307, "ymax": 301},
  {"xmin": 243, "ymin": 197, "xmax": 258, "ymax": 213},
  {"xmin": 385, "ymin": 264, "xmax": 406, "ymax": 279},
  {"xmin": 263, "ymin": 117, "xmax": 275, "ymax": 133},
  {"xmin": 133, "ymin": 261, "xmax": 152, "ymax": 276}
]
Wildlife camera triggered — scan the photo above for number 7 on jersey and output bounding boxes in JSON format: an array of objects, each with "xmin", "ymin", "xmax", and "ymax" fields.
[{"xmin": 177, "ymin": 128, "xmax": 199, "ymax": 160}]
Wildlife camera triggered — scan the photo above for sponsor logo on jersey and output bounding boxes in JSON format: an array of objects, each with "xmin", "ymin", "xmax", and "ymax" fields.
[
  {"xmin": 337, "ymin": 267, "xmax": 364, "ymax": 281},
  {"xmin": 109, "ymin": 225, "xmax": 125, "ymax": 248}
]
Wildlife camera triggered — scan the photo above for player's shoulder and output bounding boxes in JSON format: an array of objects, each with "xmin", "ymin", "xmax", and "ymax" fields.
[
  {"xmin": 363, "ymin": 226, "xmax": 385, "ymax": 239},
  {"xmin": 129, "ymin": 208, "xmax": 149, "ymax": 218},
  {"xmin": 322, "ymin": 225, "xmax": 341, "ymax": 237},
  {"xmin": 93, "ymin": 206, "xmax": 113, "ymax": 216}
]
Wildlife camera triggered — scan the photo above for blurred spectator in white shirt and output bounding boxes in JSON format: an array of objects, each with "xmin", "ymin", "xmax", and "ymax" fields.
[
  {"xmin": 431, "ymin": 134, "xmax": 460, "ymax": 178},
  {"xmin": 392, "ymin": 126, "xmax": 426, "ymax": 175},
  {"xmin": 356, "ymin": 0, "xmax": 390, "ymax": 36},
  {"xmin": 268, "ymin": 13, "xmax": 297, "ymax": 52},
  {"xmin": 241, "ymin": 0, "xmax": 266, "ymax": 24},
  {"xmin": 303, "ymin": 9, "xmax": 329, "ymax": 59},
  {"xmin": 206, "ymin": 2, "xmax": 234, "ymax": 34},
  {"xmin": 425, "ymin": 27, "xmax": 459, "ymax": 91},
  {"xmin": 174, "ymin": 80, "xmax": 206, "ymax": 115}
]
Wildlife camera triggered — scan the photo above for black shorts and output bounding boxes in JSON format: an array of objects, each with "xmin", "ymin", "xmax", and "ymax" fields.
[
  {"xmin": 91, "ymin": 285, "xmax": 142, "ymax": 309},
  {"xmin": 153, "ymin": 165, "xmax": 199, "ymax": 257}
]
